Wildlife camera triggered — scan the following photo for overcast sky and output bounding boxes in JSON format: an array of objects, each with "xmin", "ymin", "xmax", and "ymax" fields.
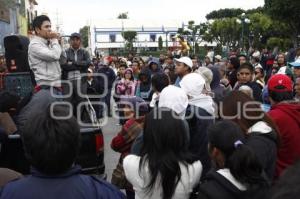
[{"xmin": 36, "ymin": 0, "xmax": 265, "ymax": 34}]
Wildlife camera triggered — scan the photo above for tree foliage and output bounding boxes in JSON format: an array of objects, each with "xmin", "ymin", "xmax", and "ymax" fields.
[
  {"xmin": 205, "ymin": 17, "xmax": 241, "ymax": 48},
  {"xmin": 206, "ymin": 8, "xmax": 244, "ymax": 20},
  {"xmin": 177, "ymin": 21, "xmax": 209, "ymax": 54},
  {"xmin": 122, "ymin": 31, "xmax": 137, "ymax": 52},
  {"xmin": 265, "ymin": 0, "xmax": 300, "ymax": 44},
  {"xmin": 117, "ymin": 12, "xmax": 129, "ymax": 19},
  {"xmin": 79, "ymin": 26, "xmax": 89, "ymax": 48},
  {"xmin": 267, "ymin": 37, "xmax": 292, "ymax": 50},
  {"xmin": 203, "ymin": 8, "xmax": 293, "ymax": 51},
  {"xmin": 158, "ymin": 36, "xmax": 163, "ymax": 50},
  {"xmin": 206, "ymin": 7, "xmax": 265, "ymax": 20}
]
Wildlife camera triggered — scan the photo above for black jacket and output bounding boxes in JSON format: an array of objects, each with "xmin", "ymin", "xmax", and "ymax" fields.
[
  {"xmin": 136, "ymin": 68, "xmax": 153, "ymax": 102},
  {"xmin": 61, "ymin": 48, "xmax": 91, "ymax": 79},
  {"xmin": 96, "ymin": 66, "xmax": 116, "ymax": 91},
  {"xmin": 227, "ymin": 70, "xmax": 237, "ymax": 88},
  {"xmin": 186, "ymin": 105, "xmax": 214, "ymax": 178},
  {"xmin": 235, "ymin": 81, "xmax": 262, "ymax": 102},
  {"xmin": 197, "ymin": 171, "xmax": 270, "ymax": 199},
  {"xmin": 86, "ymin": 78, "xmax": 101, "ymax": 100},
  {"xmin": 246, "ymin": 130, "xmax": 278, "ymax": 181}
]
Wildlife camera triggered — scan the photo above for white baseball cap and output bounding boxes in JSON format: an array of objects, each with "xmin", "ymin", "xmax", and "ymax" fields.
[{"xmin": 174, "ymin": 57, "xmax": 193, "ymax": 68}]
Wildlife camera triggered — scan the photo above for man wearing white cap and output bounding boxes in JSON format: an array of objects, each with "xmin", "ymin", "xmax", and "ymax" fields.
[{"xmin": 174, "ymin": 56, "xmax": 193, "ymax": 87}]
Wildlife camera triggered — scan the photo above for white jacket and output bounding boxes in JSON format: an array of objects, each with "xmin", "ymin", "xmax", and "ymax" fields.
[
  {"xmin": 124, "ymin": 155, "xmax": 202, "ymax": 199},
  {"xmin": 28, "ymin": 36, "xmax": 62, "ymax": 86}
]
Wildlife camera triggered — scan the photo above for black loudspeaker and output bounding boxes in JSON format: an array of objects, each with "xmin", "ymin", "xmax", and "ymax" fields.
[{"xmin": 4, "ymin": 35, "xmax": 30, "ymax": 73}]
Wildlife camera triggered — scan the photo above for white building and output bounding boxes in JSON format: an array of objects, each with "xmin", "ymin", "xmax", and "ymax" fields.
[{"xmin": 90, "ymin": 19, "xmax": 182, "ymax": 55}]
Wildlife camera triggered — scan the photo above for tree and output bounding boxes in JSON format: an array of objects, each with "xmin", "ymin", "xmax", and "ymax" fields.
[
  {"xmin": 158, "ymin": 36, "xmax": 163, "ymax": 50},
  {"xmin": 122, "ymin": 31, "xmax": 137, "ymax": 52},
  {"xmin": 265, "ymin": 0, "xmax": 300, "ymax": 45},
  {"xmin": 79, "ymin": 26, "xmax": 89, "ymax": 48},
  {"xmin": 206, "ymin": 8, "xmax": 244, "ymax": 20},
  {"xmin": 117, "ymin": 12, "xmax": 128, "ymax": 19},
  {"xmin": 205, "ymin": 17, "xmax": 241, "ymax": 49},
  {"xmin": 194, "ymin": 43, "xmax": 200, "ymax": 55},
  {"xmin": 177, "ymin": 21, "xmax": 209, "ymax": 54}
]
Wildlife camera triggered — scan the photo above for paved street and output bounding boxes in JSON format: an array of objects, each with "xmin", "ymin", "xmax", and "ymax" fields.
[{"xmin": 102, "ymin": 109, "xmax": 122, "ymax": 182}]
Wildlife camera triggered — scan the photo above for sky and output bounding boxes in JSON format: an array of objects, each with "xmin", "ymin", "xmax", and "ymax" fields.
[{"xmin": 36, "ymin": 0, "xmax": 265, "ymax": 34}]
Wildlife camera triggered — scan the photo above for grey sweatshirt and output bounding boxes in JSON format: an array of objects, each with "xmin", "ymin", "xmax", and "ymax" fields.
[{"xmin": 28, "ymin": 36, "xmax": 62, "ymax": 86}]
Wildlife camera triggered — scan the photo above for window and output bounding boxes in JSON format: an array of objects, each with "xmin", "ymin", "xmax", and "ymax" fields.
[
  {"xmin": 150, "ymin": 34, "xmax": 156, "ymax": 42},
  {"xmin": 109, "ymin": 34, "xmax": 116, "ymax": 42}
]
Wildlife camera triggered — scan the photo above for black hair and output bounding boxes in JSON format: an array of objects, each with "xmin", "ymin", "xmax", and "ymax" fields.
[
  {"xmin": 252, "ymin": 56, "xmax": 260, "ymax": 63},
  {"xmin": 229, "ymin": 57, "xmax": 240, "ymax": 70},
  {"xmin": 22, "ymin": 105, "xmax": 81, "ymax": 175},
  {"xmin": 255, "ymin": 67, "xmax": 264, "ymax": 76},
  {"xmin": 151, "ymin": 73, "xmax": 170, "ymax": 92},
  {"xmin": 269, "ymin": 89, "xmax": 294, "ymax": 102},
  {"xmin": 132, "ymin": 60, "xmax": 140, "ymax": 66},
  {"xmin": 0, "ymin": 91, "xmax": 20, "ymax": 112},
  {"xmin": 119, "ymin": 63, "xmax": 128, "ymax": 69},
  {"xmin": 272, "ymin": 160, "xmax": 300, "ymax": 199},
  {"xmin": 166, "ymin": 54, "xmax": 174, "ymax": 59},
  {"xmin": 238, "ymin": 62, "xmax": 254, "ymax": 74},
  {"xmin": 124, "ymin": 69, "xmax": 134, "ymax": 81},
  {"xmin": 208, "ymin": 120, "xmax": 267, "ymax": 186},
  {"xmin": 140, "ymin": 108, "xmax": 193, "ymax": 199},
  {"xmin": 32, "ymin": 15, "xmax": 51, "ymax": 32}
]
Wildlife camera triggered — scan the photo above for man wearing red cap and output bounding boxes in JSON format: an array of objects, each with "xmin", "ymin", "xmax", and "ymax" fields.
[{"xmin": 268, "ymin": 74, "xmax": 300, "ymax": 179}]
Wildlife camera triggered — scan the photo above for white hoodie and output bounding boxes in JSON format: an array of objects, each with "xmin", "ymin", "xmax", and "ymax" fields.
[
  {"xmin": 180, "ymin": 73, "xmax": 215, "ymax": 116},
  {"xmin": 158, "ymin": 85, "xmax": 189, "ymax": 117}
]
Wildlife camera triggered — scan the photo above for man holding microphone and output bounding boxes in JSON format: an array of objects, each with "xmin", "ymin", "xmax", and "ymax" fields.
[
  {"xmin": 17, "ymin": 15, "xmax": 64, "ymax": 130},
  {"xmin": 29, "ymin": 15, "xmax": 62, "ymax": 91}
]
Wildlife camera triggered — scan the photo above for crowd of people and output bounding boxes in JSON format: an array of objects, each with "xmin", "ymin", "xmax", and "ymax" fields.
[{"xmin": 0, "ymin": 15, "xmax": 300, "ymax": 199}]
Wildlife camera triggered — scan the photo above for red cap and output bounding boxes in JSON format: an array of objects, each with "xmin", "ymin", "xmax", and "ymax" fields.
[{"xmin": 268, "ymin": 74, "xmax": 293, "ymax": 92}]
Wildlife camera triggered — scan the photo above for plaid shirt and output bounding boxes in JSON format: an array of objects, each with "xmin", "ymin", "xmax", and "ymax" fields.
[{"xmin": 111, "ymin": 117, "xmax": 144, "ymax": 161}]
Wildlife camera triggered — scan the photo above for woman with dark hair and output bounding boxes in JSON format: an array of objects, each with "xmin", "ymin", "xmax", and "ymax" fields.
[
  {"xmin": 123, "ymin": 109, "xmax": 202, "ymax": 199},
  {"xmin": 221, "ymin": 91, "xmax": 278, "ymax": 181},
  {"xmin": 209, "ymin": 66, "xmax": 225, "ymax": 104},
  {"xmin": 254, "ymin": 66, "xmax": 265, "ymax": 89},
  {"xmin": 226, "ymin": 57, "xmax": 240, "ymax": 88},
  {"xmin": 197, "ymin": 120, "xmax": 270, "ymax": 199},
  {"xmin": 116, "ymin": 68, "xmax": 136, "ymax": 96}
]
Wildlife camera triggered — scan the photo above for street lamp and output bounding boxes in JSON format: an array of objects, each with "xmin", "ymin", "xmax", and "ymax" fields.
[
  {"xmin": 15, "ymin": 0, "xmax": 22, "ymax": 34},
  {"xmin": 236, "ymin": 13, "xmax": 250, "ymax": 51},
  {"xmin": 248, "ymin": 31, "xmax": 254, "ymax": 48}
]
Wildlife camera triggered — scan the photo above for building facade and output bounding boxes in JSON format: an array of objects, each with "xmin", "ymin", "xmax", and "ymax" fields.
[
  {"xmin": 0, "ymin": 0, "xmax": 38, "ymax": 54},
  {"xmin": 90, "ymin": 19, "xmax": 181, "ymax": 56}
]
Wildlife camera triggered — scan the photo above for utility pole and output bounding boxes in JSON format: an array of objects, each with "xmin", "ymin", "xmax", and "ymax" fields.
[
  {"xmin": 15, "ymin": 0, "xmax": 21, "ymax": 34},
  {"xmin": 55, "ymin": 9, "xmax": 62, "ymax": 33}
]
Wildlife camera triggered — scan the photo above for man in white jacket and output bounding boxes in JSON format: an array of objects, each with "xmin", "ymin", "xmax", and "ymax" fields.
[{"xmin": 28, "ymin": 15, "xmax": 62, "ymax": 88}]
